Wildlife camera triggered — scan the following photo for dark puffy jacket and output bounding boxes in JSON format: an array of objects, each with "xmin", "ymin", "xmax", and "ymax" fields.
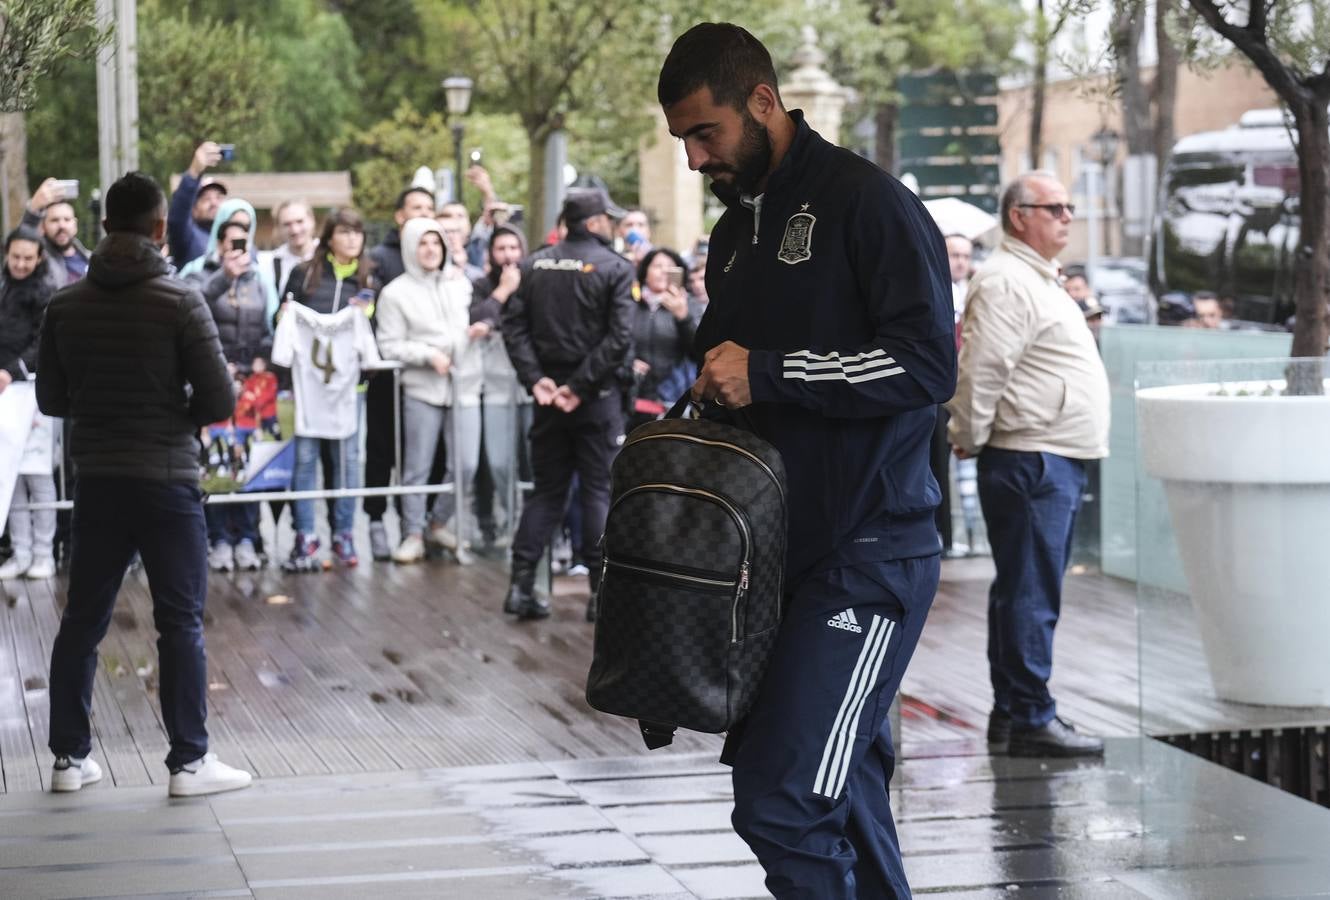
[
  {"xmin": 626, "ymin": 292, "xmax": 702, "ymax": 401},
  {"xmin": 187, "ymin": 264, "xmax": 274, "ymax": 365},
  {"xmin": 36, "ymin": 232, "xmax": 234, "ymax": 482},
  {"xmin": 500, "ymin": 229, "xmax": 635, "ymax": 399},
  {"xmin": 0, "ymin": 261, "xmax": 54, "ymax": 380},
  {"xmin": 286, "ymin": 255, "xmax": 377, "ymax": 315},
  {"xmin": 166, "ymin": 172, "xmax": 212, "ymax": 269}
]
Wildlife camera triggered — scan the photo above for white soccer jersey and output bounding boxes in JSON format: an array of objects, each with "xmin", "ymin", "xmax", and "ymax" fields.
[{"xmin": 272, "ymin": 304, "xmax": 381, "ymax": 439}]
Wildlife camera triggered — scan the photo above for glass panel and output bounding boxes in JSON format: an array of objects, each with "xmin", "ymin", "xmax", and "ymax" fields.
[{"xmin": 1135, "ymin": 357, "xmax": 1330, "ymax": 738}]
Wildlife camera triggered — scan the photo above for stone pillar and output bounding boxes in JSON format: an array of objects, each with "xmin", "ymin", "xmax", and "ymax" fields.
[
  {"xmin": 780, "ymin": 26, "xmax": 847, "ymax": 145},
  {"xmin": 638, "ymin": 111, "xmax": 705, "ymax": 253}
]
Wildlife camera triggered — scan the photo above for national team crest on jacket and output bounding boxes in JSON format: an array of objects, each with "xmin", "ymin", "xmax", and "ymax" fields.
[{"xmin": 778, "ymin": 207, "xmax": 815, "ymax": 265}]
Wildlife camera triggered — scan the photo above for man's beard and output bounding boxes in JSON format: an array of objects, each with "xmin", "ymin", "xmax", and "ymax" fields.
[
  {"xmin": 702, "ymin": 109, "xmax": 773, "ymax": 195},
  {"xmin": 50, "ymin": 231, "xmax": 74, "ymax": 251}
]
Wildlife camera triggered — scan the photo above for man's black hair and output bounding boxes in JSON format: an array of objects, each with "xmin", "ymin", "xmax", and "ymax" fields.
[
  {"xmin": 5, "ymin": 225, "xmax": 45, "ymax": 253},
  {"xmin": 657, "ymin": 22, "xmax": 782, "ymax": 111},
  {"xmin": 395, "ymin": 186, "xmax": 435, "ymax": 212},
  {"xmin": 104, "ymin": 171, "xmax": 166, "ymax": 236}
]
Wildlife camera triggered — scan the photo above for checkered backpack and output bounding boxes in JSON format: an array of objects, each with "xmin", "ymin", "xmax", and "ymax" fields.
[{"xmin": 585, "ymin": 405, "xmax": 787, "ymax": 749}]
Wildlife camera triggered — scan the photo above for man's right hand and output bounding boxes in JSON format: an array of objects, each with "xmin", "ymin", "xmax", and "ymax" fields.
[
  {"xmin": 467, "ymin": 165, "xmax": 497, "ymax": 203},
  {"xmin": 953, "ymin": 446, "xmax": 973, "ymax": 460},
  {"xmin": 493, "ymin": 264, "xmax": 521, "ymax": 302},
  {"xmin": 222, "ymin": 247, "xmax": 251, "ymax": 280},
  {"xmin": 189, "ymin": 142, "xmax": 222, "ymax": 178},
  {"xmin": 532, "ymin": 377, "xmax": 558, "ymax": 406},
  {"xmin": 429, "ymin": 353, "xmax": 452, "ymax": 376},
  {"xmin": 27, "ymin": 177, "xmax": 61, "ymax": 214}
]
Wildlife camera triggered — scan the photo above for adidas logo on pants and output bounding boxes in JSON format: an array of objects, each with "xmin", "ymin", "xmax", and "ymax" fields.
[{"xmin": 827, "ymin": 608, "xmax": 863, "ymax": 633}]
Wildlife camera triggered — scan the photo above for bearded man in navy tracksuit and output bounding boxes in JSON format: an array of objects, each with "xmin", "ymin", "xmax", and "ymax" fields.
[{"xmin": 659, "ymin": 24, "xmax": 956, "ymax": 899}]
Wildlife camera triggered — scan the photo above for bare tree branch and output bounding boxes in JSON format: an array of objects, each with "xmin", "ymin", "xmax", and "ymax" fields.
[{"xmin": 1186, "ymin": 0, "xmax": 1304, "ymax": 105}]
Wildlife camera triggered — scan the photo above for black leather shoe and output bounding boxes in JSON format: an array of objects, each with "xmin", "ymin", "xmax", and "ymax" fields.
[
  {"xmin": 987, "ymin": 709, "xmax": 1011, "ymax": 746},
  {"xmin": 518, "ymin": 593, "xmax": 551, "ymax": 621},
  {"xmin": 504, "ymin": 583, "xmax": 534, "ymax": 616},
  {"xmin": 1008, "ymin": 716, "xmax": 1104, "ymax": 758}
]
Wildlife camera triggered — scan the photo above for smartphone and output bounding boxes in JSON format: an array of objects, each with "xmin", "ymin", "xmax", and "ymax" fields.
[
  {"xmin": 665, "ymin": 266, "xmax": 684, "ymax": 289},
  {"xmin": 218, "ymin": 143, "xmax": 236, "ymax": 162},
  {"xmin": 491, "ymin": 203, "xmax": 511, "ymax": 226},
  {"xmin": 469, "ymin": 149, "xmax": 482, "ymax": 165},
  {"xmin": 55, "ymin": 179, "xmax": 79, "ymax": 200},
  {"xmin": 354, "ymin": 288, "xmax": 375, "ymax": 304},
  {"xmin": 230, "ymin": 237, "xmax": 247, "ymax": 252}
]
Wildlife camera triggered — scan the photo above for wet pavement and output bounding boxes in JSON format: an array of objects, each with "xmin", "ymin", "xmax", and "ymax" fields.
[{"xmin": 2, "ymin": 737, "xmax": 1329, "ymax": 898}]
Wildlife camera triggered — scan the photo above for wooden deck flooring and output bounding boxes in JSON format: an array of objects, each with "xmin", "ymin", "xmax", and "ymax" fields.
[{"xmin": 3, "ymin": 546, "xmax": 1326, "ymax": 793}]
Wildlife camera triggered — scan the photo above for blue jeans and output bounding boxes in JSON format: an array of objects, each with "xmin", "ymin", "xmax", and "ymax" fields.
[
  {"xmin": 49, "ymin": 479, "xmax": 209, "ymax": 770},
  {"xmin": 292, "ymin": 433, "xmax": 361, "ymax": 536},
  {"xmin": 977, "ymin": 448, "xmax": 1086, "ymax": 729},
  {"xmin": 205, "ymin": 502, "xmax": 259, "ymax": 546}
]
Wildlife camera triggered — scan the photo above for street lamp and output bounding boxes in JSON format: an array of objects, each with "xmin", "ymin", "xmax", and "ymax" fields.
[{"xmin": 442, "ymin": 75, "xmax": 474, "ymax": 205}]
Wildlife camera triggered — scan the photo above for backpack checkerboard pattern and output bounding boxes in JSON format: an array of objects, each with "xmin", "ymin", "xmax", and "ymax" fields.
[{"xmin": 586, "ymin": 413, "xmax": 787, "ymax": 748}]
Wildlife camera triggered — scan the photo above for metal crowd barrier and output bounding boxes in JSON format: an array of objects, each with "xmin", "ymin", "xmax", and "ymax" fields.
[{"xmin": 10, "ymin": 361, "xmax": 534, "ymax": 564}]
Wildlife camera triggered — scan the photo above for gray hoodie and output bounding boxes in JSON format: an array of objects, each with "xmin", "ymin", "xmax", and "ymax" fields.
[{"xmin": 374, "ymin": 217, "xmax": 480, "ymax": 407}]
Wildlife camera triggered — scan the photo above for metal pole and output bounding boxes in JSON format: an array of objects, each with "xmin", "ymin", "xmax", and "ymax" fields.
[
  {"xmin": 115, "ymin": 0, "xmax": 139, "ymax": 174},
  {"xmin": 95, "ymin": 0, "xmax": 118, "ymax": 199},
  {"xmin": 1086, "ymin": 163, "xmax": 1101, "ymax": 275},
  {"xmin": 451, "ymin": 378, "xmax": 472, "ymax": 565},
  {"xmin": 452, "ymin": 122, "xmax": 465, "ymax": 207}
]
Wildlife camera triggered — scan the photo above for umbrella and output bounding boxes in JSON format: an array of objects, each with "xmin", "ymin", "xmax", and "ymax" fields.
[{"xmin": 923, "ymin": 197, "xmax": 999, "ymax": 241}]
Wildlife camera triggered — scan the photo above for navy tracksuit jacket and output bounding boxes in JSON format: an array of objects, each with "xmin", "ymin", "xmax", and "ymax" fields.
[{"xmin": 695, "ymin": 111, "xmax": 956, "ymax": 899}]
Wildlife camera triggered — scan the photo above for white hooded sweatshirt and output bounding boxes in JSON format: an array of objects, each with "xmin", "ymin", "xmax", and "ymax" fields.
[{"xmin": 374, "ymin": 217, "xmax": 479, "ymax": 407}]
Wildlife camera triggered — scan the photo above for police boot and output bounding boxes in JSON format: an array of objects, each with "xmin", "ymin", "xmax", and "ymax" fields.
[{"xmin": 504, "ymin": 560, "xmax": 537, "ymax": 616}]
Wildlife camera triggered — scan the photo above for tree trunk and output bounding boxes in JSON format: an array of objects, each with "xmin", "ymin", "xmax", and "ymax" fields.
[
  {"xmin": 0, "ymin": 112, "xmax": 29, "ymax": 233},
  {"xmin": 1112, "ymin": 2, "xmax": 1150, "ymax": 255},
  {"xmin": 525, "ymin": 124, "xmax": 550, "ymax": 249},
  {"xmin": 1152, "ymin": 0, "xmax": 1179, "ymax": 188},
  {"xmin": 1029, "ymin": 0, "xmax": 1049, "ymax": 171},
  {"xmin": 874, "ymin": 102, "xmax": 898, "ymax": 175},
  {"xmin": 1286, "ymin": 96, "xmax": 1330, "ymax": 391}
]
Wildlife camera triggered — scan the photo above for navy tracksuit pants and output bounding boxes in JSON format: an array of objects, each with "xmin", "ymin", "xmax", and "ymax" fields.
[{"xmin": 725, "ymin": 555, "xmax": 939, "ymax": 899}]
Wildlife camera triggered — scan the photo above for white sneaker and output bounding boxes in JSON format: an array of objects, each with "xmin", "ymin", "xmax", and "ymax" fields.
[
  {"xmin": 51, "ymin": 755, "xmax": 103, "ymax": 792},
  {"xmin": 168, "ymin": 753, "xmax": 252, "ymax": 797},
  {"xmin": 208, "ymin": 542, "xmax": 235, "ymax": 573},
  {"xmin": 25, "ymin": 556, "xmax": 56, "ymax": 579},
  {"xmin": 392, "ymin": 534, "xmax": 426, "ymax": 564},
  {"xmin": 233, "ymin": 540, "xmax": 261, "ymax": 571},
  {"xmin": 425, "ymin": 523, "xmax": 458, "ymax": 551},
  {"xmin": 0, "ymin": 554, "xmax": 32, "ymax": 580}
]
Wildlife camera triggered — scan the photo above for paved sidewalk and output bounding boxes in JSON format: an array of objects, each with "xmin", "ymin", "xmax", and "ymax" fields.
[{"xmin": 3, "ymin": 738, "xmax": 1330, "ymax": 899}]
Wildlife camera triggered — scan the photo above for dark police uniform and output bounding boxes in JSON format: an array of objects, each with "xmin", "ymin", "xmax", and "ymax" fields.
[
  {"xmin": 696, "ymin": 111, "xmax": 956, "ymax": 898},
  {"xmin": 500, "ymin": 195, "xmax": 635, "ymax": 619}
]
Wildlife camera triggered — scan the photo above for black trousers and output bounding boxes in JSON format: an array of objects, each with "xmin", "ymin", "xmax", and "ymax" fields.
[
  {"xmin": 511, "ymin": 391, "xmax": 622, "ymax": 573},
  {"xmin": 363, "ymin": 373, "xmax": 396, "ymax": 522}
]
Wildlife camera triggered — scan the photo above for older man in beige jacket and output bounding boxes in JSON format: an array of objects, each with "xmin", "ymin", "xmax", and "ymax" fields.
[{"xmin": 947, "ymin": 171, "xmax": 1110, "ymax": 758}]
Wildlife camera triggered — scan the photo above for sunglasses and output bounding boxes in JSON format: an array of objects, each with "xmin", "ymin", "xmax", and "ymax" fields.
[{"xmin": 1018, "ymin": 203, "xmax": 1076, "ymax": 218}]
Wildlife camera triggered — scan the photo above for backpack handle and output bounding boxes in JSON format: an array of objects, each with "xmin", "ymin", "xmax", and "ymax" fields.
[{"xmin": 665, "ymin": 395, "xmax": 702, "ymax": 420}]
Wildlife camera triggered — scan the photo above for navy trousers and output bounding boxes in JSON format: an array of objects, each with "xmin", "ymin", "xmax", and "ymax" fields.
[
  {"xmin": 977, "ymin": 448, "xmax": 1086, "ymax": 729},
  {"xmin": 48, "ymin": 479, "xmax": 210, "ymax": 770},
  {"xmin": 727, "ymin": 556, "xmax": 939, "ymax": 899}
]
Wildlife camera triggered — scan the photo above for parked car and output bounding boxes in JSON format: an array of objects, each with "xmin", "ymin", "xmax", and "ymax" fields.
[
  {"xmin": 1069, "ymin": 257, "xmax": 1153, "ymax": 324},
  {"xmin": 1149, "ymin": 108, "xmax": 1301, "ymax": 328}
]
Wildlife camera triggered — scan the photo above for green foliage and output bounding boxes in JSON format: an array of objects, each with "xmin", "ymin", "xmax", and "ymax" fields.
[
  {"xmin": 0, "ymin": 0, "xmax": 108, "ymax": 113},
  {"xmin": 266, "ymin": 12, "xmax": 363, "ymax": 171},
  {"xmin": 24, "ymin": 55, "xmax": 98, "ymax": 192},
  {"xmin": 339, "ymin": 100, "xmax": 529, "ymax": 223},
  {"xmin": 136, "ymin": 10, "xmax": 280, "ymax": 184}
]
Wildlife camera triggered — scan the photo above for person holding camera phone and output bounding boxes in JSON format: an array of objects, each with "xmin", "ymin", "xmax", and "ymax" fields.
[
  {"xmin": 624, "ymin": 247, "xmax": 703, "ymax": 431},
  {"xmin": 181, "ymin": 199, "xmax": 279, "ymax": 573},
  {"xmin": 22, "ymin": 177, "xmax": 92, "ymax": 288},
  {"xmin": 167, "ymin": 142, "xmax": 231, "ymax": 268}
]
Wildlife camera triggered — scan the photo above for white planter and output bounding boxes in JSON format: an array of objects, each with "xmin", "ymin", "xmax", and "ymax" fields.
[{"xmin": 1137, "ymin": 380, "xmax": 1330, "ymax": 708}]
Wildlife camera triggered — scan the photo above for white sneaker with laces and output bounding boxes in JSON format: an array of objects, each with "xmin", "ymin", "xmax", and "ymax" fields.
[
  {"xmin": 0, "ymin": 554, "xmax": 32, "ymax": 580},
  {"xmin": 392, "ymin": 534, "xmax": 426, "ymax": 564},
  {"xmin": 168, "ymin": 752, "xmax": 252, "ymax": 797},
  {"xmin": 26, "ymin": 556, "xmax": 56, "ymax": 579},
  {"xmin": 233, "ymin": 540, "xmax": 261, "ymax": 571},
  {"xmin": 426, "ymin": 523, "xmax": 458, "ymax": 551},
  {"xmin": 51, "ymin": 755, "xmax": 103, "ymax": 792}
]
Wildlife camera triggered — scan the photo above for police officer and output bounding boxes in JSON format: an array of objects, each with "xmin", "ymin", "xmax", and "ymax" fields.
[
  {"xmin": 500, "ymin": 189, "xmax": 635, "ymax": 621},
  {"xmin": 659, "ymin": 24, "xmax": 956, "ymax": 899}
]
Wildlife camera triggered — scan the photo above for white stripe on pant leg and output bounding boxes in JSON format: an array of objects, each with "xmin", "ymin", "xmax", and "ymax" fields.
[
  {"xmin": 828, "ymin": 619, "xmax": 896, "ymax": 800},
  {"xmin": 812, "ymin": 616, "xmax": 886, "ymax": 798},
  {"xmin": 817, "ymin": 617, "xmax": 890, "ymax": 799}
]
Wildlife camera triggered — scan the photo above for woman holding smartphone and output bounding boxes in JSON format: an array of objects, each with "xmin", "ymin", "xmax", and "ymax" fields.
[{"xmin": 624, "ymin": 247, "xmax": 702, "ymax": 431}]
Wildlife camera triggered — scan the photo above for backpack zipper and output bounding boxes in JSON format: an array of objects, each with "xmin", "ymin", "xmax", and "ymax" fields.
[
  {"xmin": 623, "ymin": 433, "xmax": 785, "ymax": 505},
  {"xmin": 604, "ymin": 557, "xmax": 736, "ymax": 589},
  {"xmin": 609, "ymin": 483, "xmax": 751, "ymax": 642}
]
